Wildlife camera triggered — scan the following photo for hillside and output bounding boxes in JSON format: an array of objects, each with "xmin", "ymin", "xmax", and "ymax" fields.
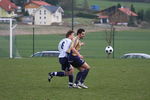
[
  {"xmin": 77, "ymin": 0, "xmax": 150, "ymax": 11},
  {"xmin": 110, "ymin": 0, "xmax": 150, "ymax": 3}
]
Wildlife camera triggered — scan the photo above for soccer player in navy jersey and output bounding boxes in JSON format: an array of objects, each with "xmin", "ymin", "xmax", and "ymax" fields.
[
  {"xmin": 67, "ymin": 28, "xmax": 90, "ymax": 89},
  {"xmin": 48, "ymin": 30, "xmax": 75, "ymax": 88}
]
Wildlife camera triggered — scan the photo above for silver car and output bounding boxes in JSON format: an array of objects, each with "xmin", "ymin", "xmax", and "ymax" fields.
[
  {"xmin": 31, "ymin": 51, "xmax": 59, "ymax": 57},
  {"xmin": 121, "ymin": 53, "xmax": 150, "ymax": 59}
]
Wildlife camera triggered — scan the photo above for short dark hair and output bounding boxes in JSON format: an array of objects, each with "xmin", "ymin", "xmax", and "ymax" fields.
[
  {"xmin": 77, "ymin": 28, "xmax": 85, "ymax": 35},
  {"xmin": 66, "ymin": 30, "xmax": 74, "ymax": 38}
]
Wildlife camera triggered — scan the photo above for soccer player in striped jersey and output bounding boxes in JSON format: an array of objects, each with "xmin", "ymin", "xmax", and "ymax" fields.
[
  {"xmin": 48, "ymin": 30, "xmax": 75, "ymax": 88},
  {"xmin": 67, "ymin": 28, "xmax": 90, "ymax": 89}
]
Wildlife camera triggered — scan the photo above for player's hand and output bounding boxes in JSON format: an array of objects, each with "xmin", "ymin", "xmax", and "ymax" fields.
[
  {"xmin": 80, "ymin": 42, "xmax": 85, "ymax": 46},
  {"xmin": 79, "ymin": 55, "xmax": 84, "ymax": 59}
]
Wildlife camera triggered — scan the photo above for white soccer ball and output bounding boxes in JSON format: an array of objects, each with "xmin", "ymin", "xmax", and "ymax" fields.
[{"xmin": 105, "ymin": 46, "xmax": 113, "ymax": 54}]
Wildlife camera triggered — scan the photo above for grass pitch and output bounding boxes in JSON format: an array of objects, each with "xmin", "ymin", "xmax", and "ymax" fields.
[{"xmin": 0, "ymin": 58, "xmax": 150, "ymax": 100}]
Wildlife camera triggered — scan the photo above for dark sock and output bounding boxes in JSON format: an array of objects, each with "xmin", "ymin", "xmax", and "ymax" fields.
[
  {"xmin": 69, "ymin": 74, "xmax": 74, "ymax": 83},
  {"xmin": 75, "ymin": 71, "xmax": 82, "ymax": 84},
  {"xmin": 52, "ymin": 72, "xmax": 65, "ymax": 77},
  {"xmin": 80, "ymin": 69, "xmax": 89, "ymax": 84}
]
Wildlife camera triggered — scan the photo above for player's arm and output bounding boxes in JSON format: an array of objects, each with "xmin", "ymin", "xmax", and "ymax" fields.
[
  {"xmin": 80, "ymin": 42, "xmax": 85, "ymax": 46},
  {"xmin": 70, "ymin": 39, "xmax": 83, "ymax": 58}
]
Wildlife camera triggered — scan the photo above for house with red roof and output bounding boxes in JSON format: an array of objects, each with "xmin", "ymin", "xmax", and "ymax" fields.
[
  {"xmin": 97, "ymin": 6, "xmax": 138, "ymax": 25},
  {"xmin": 0, "ymin": 0, "xmax": 17, "ymax": 17},
  {"xmin": 24, "ymin": 0, "xmax": 51, "ymax": 15},
  {"xmin": 34, "ymin": 5, "xmax": 64, "ymax": 25}
]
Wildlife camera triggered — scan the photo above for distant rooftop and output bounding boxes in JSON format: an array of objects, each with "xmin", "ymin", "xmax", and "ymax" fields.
[
  {"xmin": 118, "ymin": 8, "xmax": 138, "ymax": 16},
  {"xmin": 0, "ymin": 0, "xmax": 17, "ymax": 11},
  {"xmin": 31, "ymin": 0, "xmax": 51, "ymax": 6}
]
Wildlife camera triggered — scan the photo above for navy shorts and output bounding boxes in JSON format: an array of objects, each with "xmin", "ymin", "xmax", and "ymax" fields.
[
  {"xmin": 68, "ymin": 55, "xmax": 85, "ymax": 68},
  {"xmin": 59, "ymin": 57, "xmax": 71, "ymax": 71}
]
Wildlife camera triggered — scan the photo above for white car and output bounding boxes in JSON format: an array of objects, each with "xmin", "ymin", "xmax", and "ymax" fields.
[
  {"xmin": 121, "ymin": 53, "xmax": 150, "ymax": 59},
  {"xmin": 31, "ymin": 51, "xmax": 59, "ymax": 57}
]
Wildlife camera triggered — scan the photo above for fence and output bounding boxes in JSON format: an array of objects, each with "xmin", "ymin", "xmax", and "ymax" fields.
[{"xmin": 0, "ymin": 22, "xmax": 150, "ymax": 58}]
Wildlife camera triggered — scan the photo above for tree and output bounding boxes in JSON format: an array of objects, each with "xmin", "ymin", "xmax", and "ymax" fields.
[
  {"xmin": 137, "ymin": 9, "xmax": 144, "ymax": 21},
  {"xmin": 11, "ymin": 0, "xmax": 27, "ymax": 6},
  {"xmin": 24, "ymin": 10, "xmax": 29, "ymax": 16},
  {"xmin": 59, "ymin": 0, "xmax": 72, "ymax": 10},
  {"xmin": 130, "ymin": 4, "xmax": 136, "ymax": 13},
  {"xmin": 44, "ymin": 0, "xmax": 59, "ymax": 6},
  {"xmin": 128, "ymin": 16, "xmax": 135, "ymax": 26},
  {"xmin": 128, "ymin": 4, "xmax": 137, "ymax": 26},
  {"xmin": 144, "ymin": 9, "xmax": 150, "ymax": 22},
  {"xmin": 83, "ymin": 0, "xmax": 89, "ymax": 10},
  {"xmin": 117, "ymin": 3, "xmax": 121, "ymax": 8}
]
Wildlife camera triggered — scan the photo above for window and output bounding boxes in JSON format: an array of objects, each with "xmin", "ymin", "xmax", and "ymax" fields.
[
  {"xmin": 44, "ymin": 16, "xmax": 46, "ymax": 19},
  {"xmin": 57, "ymin": 16, "xmax": 59, "ymax": 21},
  {"xmin": 39, "ymin": 10, "xmax": 41, "ymax": 15},
  {"xmin": 44, "ymin": 10, "xmax": 46, "ymax": 15}
]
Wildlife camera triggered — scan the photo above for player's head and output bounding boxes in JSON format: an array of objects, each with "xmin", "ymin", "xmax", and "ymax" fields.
[
  {"xmin": 77, "ymin": 28, "xmax": 85, "ymax": 39},
  {"xmin": 66, "ymin": 30, "xmax": 74, "ymax": 40}
]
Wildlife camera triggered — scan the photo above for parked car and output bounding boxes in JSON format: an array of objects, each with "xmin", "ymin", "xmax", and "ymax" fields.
[
  {"xmin": 121, "ymin": 53, "xmax": 150, "ymax": 59},
  {"xmin": 31, "ymin": 51, "xmax": 59, "ymax": 57}
]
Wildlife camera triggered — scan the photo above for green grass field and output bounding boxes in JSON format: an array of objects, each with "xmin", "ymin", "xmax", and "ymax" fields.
[
  {"xmin": 0, "ymin": 1, "xmax": 150, "ymax": 99},
  {"xmin": 77, "ymin": 0, "xmax": 150, "ymax": 11},
  {"xmin": 0, "ymin": 58, "xmax": 150, "ymax": 100}
]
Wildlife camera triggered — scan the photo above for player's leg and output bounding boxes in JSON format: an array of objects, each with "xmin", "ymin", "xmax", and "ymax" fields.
[
  {"xmin": 69, "ymin": 61, "xmax": 82, "ymax": 88},
  {"xmin": 77, "ymin": 62, "xmax": 90, "ymax": 88},
  {"xmin": 48, "ymin": 58, "xmax": 68, "ymax": 82},
  {"xmin": 71, "ymin": 56, "xmax": 85, "ymax": 85},
  {"xmin": 65, "ymin": 66, "xmax": 74, "ymax": 88},
  {"xmin": 48, "ymin": 57, "xmax": 75, "ymax": 88},
  {"xmin": 80, "ymin": 62, "xmax": 90, "ymax": 84},
  {"xmin": 74, "ymin": 67, "xmax": 84, "ymax": 84},
  {"xmin": 48, "ymin": 71, "xmax": 66, "ymax": 82},
  {"xmin": 73, "ymin": 61, "xmax": 90, "ymax": 88}
]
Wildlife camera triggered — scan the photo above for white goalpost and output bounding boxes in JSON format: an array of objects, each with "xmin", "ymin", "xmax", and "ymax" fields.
[{"xmin": 0, "ymin": 18, "xmax": 17, "ymax": 58}]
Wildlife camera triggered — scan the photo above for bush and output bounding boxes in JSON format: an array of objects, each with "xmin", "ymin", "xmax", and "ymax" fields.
[
  {"xmin": 144, "ymin": 9, "xmax": 150, "ymax": 22},
  {"xmin": 76, "ymin": 12, "xmax": 97, "ymax": 19}
]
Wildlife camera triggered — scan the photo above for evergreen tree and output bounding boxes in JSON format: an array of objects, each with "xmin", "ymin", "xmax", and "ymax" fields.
[
  {"xmin": 44, "ymin": 0, "xmax": 59, "ymax": 6},
  {"xmin": 83, "ymin": 0, "xmax": 89, "ymax": 10},
  {"xmin": 117, "ymin": 3, "xmax": 121, "ymax": 8},
  {"xmin": 130, "ymin": 4, "xmax": 136, "ymax": 13},
  {"xmin": 11, "ymin": 0, "xmax": 27, "ymax": 6},
  {"xmin": 137, "ymin": 9, "xmax": 144, "ymax": 21},
  {"xmin": 144, "ymin": 9, "xmax": 150, "ymax": 22},
  {"xmin": 128, "ymin": 15, "xmax": 136, "ymax": 26},
  {"xmin": 59, "ymin": 0, "xmax": 72, "ymax": 10},
  {"xmin": 24, "ymin": 10, "xmax": 29, "ymax": 16},
  {"xmin": 128, "ymin": 4, "xmax": 137, "ymax": 27}
]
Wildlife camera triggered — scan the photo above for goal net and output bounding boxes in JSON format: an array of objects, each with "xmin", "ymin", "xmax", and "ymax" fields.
[{"xmin": 0, "ymin": 18, "xmax": 19, "ymax": 58}]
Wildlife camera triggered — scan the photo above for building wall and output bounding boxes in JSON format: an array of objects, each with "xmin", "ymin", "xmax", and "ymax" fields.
[
  {"xmin": 109, "ymin": 10, "xmax": 129, "ymax": 23},
  {"xmin": 34, "ymin": 7, "xmax": 52, "ymax": 25},
  {"xmin": 51, "ymin": 9, "xmax": 62, "ymax": 23},
  {"xmin": 0, "ymin": 7, "xmax": 15, "ymax": 17},
  {"xmin": 34, "ymin": 7, "xmax": 62, "ymax": 25}
]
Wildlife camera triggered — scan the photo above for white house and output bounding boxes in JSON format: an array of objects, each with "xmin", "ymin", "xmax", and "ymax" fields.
[
  {"xmin": 24, "ymin": 0, "xmax": 51, "ymax": 16},
  {"xmin": 34, "ymin": 5, "xmax": 64, "ymax": 25}
]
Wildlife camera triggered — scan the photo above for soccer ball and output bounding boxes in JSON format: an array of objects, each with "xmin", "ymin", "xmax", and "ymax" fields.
[{"xmin": 105, "ymin": 46, "xmax": 113, "ymax": 54}]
